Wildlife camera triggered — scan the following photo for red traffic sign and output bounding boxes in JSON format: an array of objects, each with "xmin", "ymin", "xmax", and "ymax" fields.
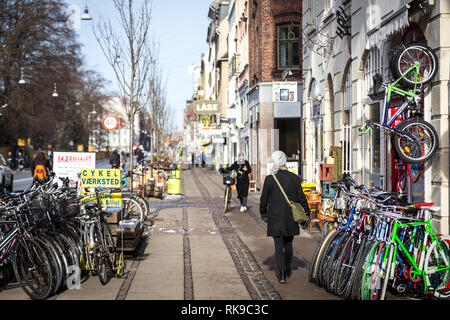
[{"xmin": 102, "ymin": 115, "xmax": 119, "ymax": 131}]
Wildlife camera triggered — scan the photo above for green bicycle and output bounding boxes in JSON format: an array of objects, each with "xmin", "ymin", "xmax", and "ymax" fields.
[
  {"xmin": 360, "ymin": 43, "xmax": 439, "ymax": 164},
  {"xmin": 360, "ymin": 205, "xmax": 449, "ymax": 300}
]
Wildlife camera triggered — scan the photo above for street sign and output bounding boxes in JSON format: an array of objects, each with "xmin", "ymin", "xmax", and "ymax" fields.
[
  {"xmin": 80, "ymin": 192, "xmax": 122, "ymax": 207},
  {"xmin": 80, "ymin": 168, "xmax": 121, "ymax": 188},
  {"xmin": 194, "ymin": 100, "xmax": 220, "ymax": 115},
  {"xmin": 102, "ymin": 115, "xmax": 119, "ymax": 131}
]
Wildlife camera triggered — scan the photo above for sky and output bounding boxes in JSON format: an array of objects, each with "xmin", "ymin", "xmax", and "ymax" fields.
[{"xmin": 66, "ymin": 0, "xmax": 212, "ymax": 131}]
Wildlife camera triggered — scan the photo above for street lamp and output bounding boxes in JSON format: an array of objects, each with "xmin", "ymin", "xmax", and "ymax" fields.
[
  {"xmin": 18, "ymin": 67, "xmax": 26, "ymax": 85},
  {"xmin": 52, "ymin": 82, "xmax": 59, "ymax": 97},
  {"xmin": 81, "ymin": 1, "xmax": 92, "ymax": 21}
]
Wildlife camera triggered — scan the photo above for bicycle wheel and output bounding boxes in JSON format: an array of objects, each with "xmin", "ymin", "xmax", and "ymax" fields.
[
  {"xmin": 360, "ymin": 241, "xmax": 381, "ymax": 300},
  {"xmin": 122, "ymin": 196, "xmax": 145, "ymax": 222},
  {"xmin": 325, "ymin": 232, "xmax": 351, "ymax": 293},
  {"xmin": 392, "ymin": 118, "xmax": 439, "ymax": 164},
  {"xmin": 349, "ymin": 239, "xmax": 374, "ymax": 300},
  {"xmin": 308, "ymin": 229, "xmax": 338, "ymax": 283},
  {"xmin": 96, "ymin": 223, "xmax": 113, "ymax": 285},
  {"xmin": 123, "ymin": 192, "xmax": 149, "ymax": 220},
  {"xmin": 34, "ymin": 236, "xmax": 62, "ymax": 295},
  {"xmin": 424, "ymin": 235, "xmax": 450, "ymax": 299},
  {"xmin": 334, "ymin": 236, "xmax": 367, "ymax": 297},
  {"xmin": 12, "ymin": 239, "xmax": 54, "ymax": 300},
  {"xmin": 316, "ymin": 230, "xmax": 346, "ymax": 288},
  {"xmin": 224, "ymin": 186, "xmax": 230, "ymax": 213},
  {"xmin": 0, "ymin": 264, "xmax": 13, "ymax": 288},
  {"xmin": 390, "ymin": 43, "xmax": 438, "ymax": 88},
  {"xmin": 367, "ymin": 242, "xmax": 388, "ymax": 300}
]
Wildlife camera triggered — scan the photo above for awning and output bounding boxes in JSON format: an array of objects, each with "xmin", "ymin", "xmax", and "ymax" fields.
[{"xmin": 366, "ymin": 7, "xmax": 408, "ymax": 49}]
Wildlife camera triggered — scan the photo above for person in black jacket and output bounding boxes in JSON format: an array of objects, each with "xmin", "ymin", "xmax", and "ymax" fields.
[
  {"xmin": 110, "ymin": 149, "xmax": 120, "ymax": 169},
  {"xmin": 220, "ymin": 153, "xmax": 252, "ymax": 212},
  {"xmin": 260, "ymin": 150, "xmax": 310, "ymax": 283}
]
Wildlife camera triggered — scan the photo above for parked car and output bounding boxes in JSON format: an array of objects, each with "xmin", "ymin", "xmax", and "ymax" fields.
[{"xmin": 0, "ymin": 154, "xmax": 13, "ymax": 192}]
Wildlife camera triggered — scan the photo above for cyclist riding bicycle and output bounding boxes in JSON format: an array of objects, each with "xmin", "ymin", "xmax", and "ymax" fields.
[{"xmin": 31, "ymin": 151, "xmax": 51, "ymax": 183}]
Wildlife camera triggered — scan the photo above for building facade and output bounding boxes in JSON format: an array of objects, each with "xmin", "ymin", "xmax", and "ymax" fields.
[{"xmin": 302, "ymin": 0, "xmax": 449, "ymax": 233}]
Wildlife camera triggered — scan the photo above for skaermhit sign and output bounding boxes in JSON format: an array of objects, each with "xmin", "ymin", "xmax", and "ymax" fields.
[{"xmin": 194, "ymin": 100, "xmax": 220, "ymax": 115}]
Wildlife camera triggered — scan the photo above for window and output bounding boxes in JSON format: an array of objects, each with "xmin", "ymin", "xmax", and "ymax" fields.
[
  {"xmin": 364, "ymin": 47, "xmax": 383, "ymax": 98},
  {"xmin": 344, "ymin": 65, "xmax": 352, "ymax": 110},
  {"xmin": 342, "ymin": 66, "xmax": 352, "ymax": 174},
  {"xmin": 278, "ymin": 23, "xmax": 300, "ymax": 69}
]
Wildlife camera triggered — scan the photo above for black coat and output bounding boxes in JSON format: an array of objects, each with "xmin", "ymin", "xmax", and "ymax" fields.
[
  {"xmin": 259, "ymin": 170, "xmax": 310, "ymax": 237},
  {"xmin": 228, "ymin": 161, "xmax": 251, "ymax": 198},
  {"xmin": 110, "ymin": 152, "xmax": 120, "ymax": 168}
]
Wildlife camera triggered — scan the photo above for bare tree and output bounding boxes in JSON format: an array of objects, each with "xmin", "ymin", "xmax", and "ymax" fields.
[{"xmin": 93, "ymin": 0, "xmax": 154, "ymax": 187}]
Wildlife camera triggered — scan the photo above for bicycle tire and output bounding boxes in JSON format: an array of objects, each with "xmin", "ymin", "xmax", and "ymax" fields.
[
  {"xmin": 39, "ymin": 233, "xmax": 69, "ymax": 288},
  {"xmin": 360, "ymin": 241, "xmax": 380, "ymax": 300},
  {"xmin": 368, "ymin": 242, "xmax": 388, "ymax": 300},
  {"xmin": 392, "ymin": 118, "xmax": 439, "ymax": 164},
  {"xmin": 308, "ymin": 229, "xmax": 338, "ymax": 283},
  {"xmin": 325, "ymin": 232, "xmax": 351, "ymax": 293},
  {"xmin": 224, "ymin": 186, "xmax": 230, "ymax": 213},
  {"xmin": 316, "ymin": 230, "xmax": 345, "ymax": 287},
  {"xmin": 424, "ymin": 235, "xmax": 450, "ymax": 299},
  {"xmin": 390, "ymin": 43, "xmax": 438, "ymax": 88},
  {"xmin": 334, "ymin": 236, "xmax": 366, "ymax": 297},
  {"xmin": 122, "ymin": 196, "xmax": 145, "ymax": 222},
  {"xmin": 34, "ymin": 236, "xmax": 62, "ymax": 295},
  {"xmin": 123, "ymin": 192, "xmax": 149, "ymax": 220},
  {"xmin": 94, "ymin": 225, "xmax": 110, "ymax": 285},
  {"xmin": 12, "ymin": 238, "xmax": 54, "ymax": 300},
  {"xmin": 348, "ymin": 239, "xmax": 374, "ymax": 300}
]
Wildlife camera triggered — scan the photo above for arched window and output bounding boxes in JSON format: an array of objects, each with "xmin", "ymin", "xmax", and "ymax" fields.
[
  {"xmin": 364, "ymin": 47, "xmax": 383, "ymax": 97},
  {"xmin": 342, "ymin": 65, "xmax": 352, "ymax": 174}
]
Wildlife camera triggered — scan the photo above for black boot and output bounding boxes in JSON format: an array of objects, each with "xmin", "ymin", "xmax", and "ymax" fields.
[{"xmin": 279, "ymin": 269, "xmax": 286, "ymax": 283}]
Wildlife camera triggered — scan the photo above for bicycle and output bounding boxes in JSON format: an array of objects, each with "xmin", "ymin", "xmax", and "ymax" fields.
[
  {"xmin": 220, "ymin": 169, "xmax": 236, "ymax": 213},
  {"xmin": 360, "ymin": 43, "xmax": 439, "ymax": 164},
  {"xmin": 77, "ymin": 190, "xmax": 125, "ymax": 285},
  {"xmin": 0, "ymin": 192, "xmax": 54, "ymax": 300}
]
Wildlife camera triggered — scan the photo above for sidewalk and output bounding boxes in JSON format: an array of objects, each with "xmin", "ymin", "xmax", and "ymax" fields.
[{"xmin": 0, "ymin": 167, "xmax": 339, "ymax": 300}]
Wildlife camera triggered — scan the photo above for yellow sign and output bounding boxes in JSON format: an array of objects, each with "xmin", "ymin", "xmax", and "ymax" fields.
[
  {"xmin": 80, "ymin": 169, "xmax": 121, "ymax": 188},
  {"xmin": 80, "ymin": 192, "xmax": 122, "ymax": 207},
  {"xmin": 17, "ymin": 138, "xmax": 26, "ymax": 146},
  {"xmin": 77, "ymin": 144, "xmax": 84, "ymax": 152}
]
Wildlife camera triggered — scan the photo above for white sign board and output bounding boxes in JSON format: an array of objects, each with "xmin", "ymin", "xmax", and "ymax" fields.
[
  {"xmin": 53, "ymin": 152, "xmax": 96, "ymax": 182},
  {"xmin": 273, "ymin": 82, "xmax": 297, "ymax": 102},
  {"xmin": 266, "ymin": 162, "xmax": 298, "ymax": 176},
  {"xmin": 286, "ymin": 162, "xmax": 299, "ymax": 175}
]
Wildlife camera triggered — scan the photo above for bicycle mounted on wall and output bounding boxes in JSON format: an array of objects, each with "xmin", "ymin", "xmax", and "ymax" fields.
[{"xmin": 359, "ymin": 43, "xmax": 439, "ymax": 164}]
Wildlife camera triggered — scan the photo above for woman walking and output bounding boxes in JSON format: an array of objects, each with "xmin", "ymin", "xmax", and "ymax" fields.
[
  {"xmin": 259, "ymin": 151, "xmax": 310, "ymax": 283},
  {"xmin": 221, "ymin": 153, "xmax": 252, "ymax": 212}
]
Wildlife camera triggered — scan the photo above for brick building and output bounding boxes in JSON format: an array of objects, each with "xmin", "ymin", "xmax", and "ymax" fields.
[{"xmin": 248, "ymin": 0, "xmax": 303, "ymax": 187}]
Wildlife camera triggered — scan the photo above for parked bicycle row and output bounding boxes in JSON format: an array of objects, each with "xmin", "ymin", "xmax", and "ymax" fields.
[
  {"xmin": 0, "ymin": 171, "xmax": 150, "ymax": 300},
  {"xmin": 309, "ymin": 176, "xmax": 450, "ymax": 300}
]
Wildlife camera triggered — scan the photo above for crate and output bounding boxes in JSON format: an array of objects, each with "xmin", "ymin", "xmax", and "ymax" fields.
[
  {"xmin": 321, "ymin": 181, "xmax": 337, "ymax": 198},
  {"xmin": 103, "ymin": 207, "xmax": 125, "ymax": 224},
  {"xmin": 320, "ymin": 164, "xmax": 333, "ymax": 181},
  {"xmin": 113, "ymin": 219, "xmax": 143, "ymax": 252}
]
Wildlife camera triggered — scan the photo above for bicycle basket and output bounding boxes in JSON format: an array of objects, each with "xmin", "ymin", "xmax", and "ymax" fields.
[
  {"xmin": 65, "ymin": 200, "xmax": 81, "ymax": 218},
  {"xmin": 27, "ymin": 207, "xmax": 50, "ymax": 227},
  {"xmin": 223, "ymin": 175, "xmax": 235, "ymax": 185}
]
